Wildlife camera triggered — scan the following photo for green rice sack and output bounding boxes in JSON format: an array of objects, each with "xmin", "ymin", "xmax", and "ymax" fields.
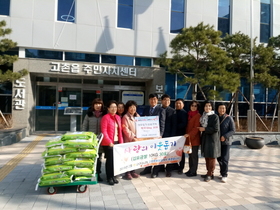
[
  {"xmin": 74, "ymin": 176, "xmax": 93, "ymax": 181},
  {"xmin": 45, "ymin": 136, "xmax": 63, "ymax": 148},
  {"xmin": 67, "ymin": 168, "xmax": 94, "ymax": 176},
  {"xmin": 40, "ymin": 172, "xmax": 69, "ymax": 180},
  {"xmin": 64, "ymin": 160, "xmax": 94, "ymax": 168},
  {"xmin": 62, "ymin": 155, "xmax": 75, "ymax": 163},
  {"xmin": 61, "ymin": 132, "xmax": 94, "ymax": 141},
  {"xmin": 63, "ymin": 138, "xmax": 98, "ymax": 149},
  {"xmin": 65, "ymin": 149, "xmax": 97, "ymax": 158},
  {"xmin": 43, "ymin": 165, "xmax": 73, "ymax": 173},
  {"xmin": 39, "ymin": 177, "xmax": 72, "ymax": 186},
  {"xmin": 44, "ymin": 156, "xmax": 63, "ymax": 166},
  {"xmin": 47, "ymin": 146, "xmax": 78, "ymax": 156}
]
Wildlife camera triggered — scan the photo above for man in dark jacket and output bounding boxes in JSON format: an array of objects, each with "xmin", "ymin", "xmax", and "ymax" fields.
[
  {"xmin": 172, "ymin": 98, "xmax": 188, "ymax": 175},
  {"xmin": 140, "ymin": 93, "xmax": 166, "ymax": 178},
  {"xmin": 160, "ymin": 94, "xmax": 175, "ymax": 177},
  {"xmin": 217, "ymin": 103, "xmax": 235, "ymax": 183}
]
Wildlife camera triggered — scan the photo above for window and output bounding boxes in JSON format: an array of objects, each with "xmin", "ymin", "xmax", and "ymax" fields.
[
  {"xmin": 116, "ymin": 56, "xmax": 133, "ymax": 65},
  {"xmin": 117, "ymin": 0, "xmax": 133, "ymax": 29},
  {"xmin": 260, "ymin": 0, "xmax": 271, "ymax": 43},
  {"xmin": 57, "ymin": 0, "xmax": 75, "ymax": 23},
  {"xmin": 101, "ymin": 55, "xmax": 116, "ymax": 64},
  {"xmin": 135, "ymin": 58, "xmax": 152, "ymax": 67},
  {"xmin": 25, "ymin": 49, "xmax": 63, "ymax": 60},
  {"xmin": 0, "ymin": 0, "xmax": 10, "ymax": 16},
  {"xmin": 65, "ymin": 52, "xmax": 99, "ymax": 62},
  {"xmin": 170, "ymin": 0, "xmax": 185, "ymax": 33},
  {"xmin": 218, "ymin": 0, "xmax": 230, "ymax": 37}
]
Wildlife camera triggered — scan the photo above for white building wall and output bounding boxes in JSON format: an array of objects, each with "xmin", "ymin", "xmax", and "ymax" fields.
[
  {"xmin": 186, "ymin": 0, "xmax": 218, "ymax": 28},
  {"xmin": 1, "ymin": 0, "xmax": 280, "ymax": 57},
  {"xmin": 231, "ymin": 0, "xmax": 261, "ymax": 42},
  {"xmin": 272, "ymin": 0, "xmax": 280, "ymax": 36}
]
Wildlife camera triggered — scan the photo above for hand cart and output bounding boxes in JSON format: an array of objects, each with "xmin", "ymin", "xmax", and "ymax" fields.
[{"xmin": 36, "ymin": 133, "xmax": 103, "ymax": 195}]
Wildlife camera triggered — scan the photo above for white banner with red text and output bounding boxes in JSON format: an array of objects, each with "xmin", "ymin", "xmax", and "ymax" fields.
[{"xmin": 113, "ymin": 136, "xmax": 185, "ymax": 175}]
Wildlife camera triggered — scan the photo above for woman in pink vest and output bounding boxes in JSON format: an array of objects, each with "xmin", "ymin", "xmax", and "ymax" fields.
[{"xmin": 101, "ymin": 100, "xmax": 123, "ymax": 185}]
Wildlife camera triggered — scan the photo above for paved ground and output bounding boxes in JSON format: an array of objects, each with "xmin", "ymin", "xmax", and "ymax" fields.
[{"xmin": 0, "ymin": 134, "xmax": 280, "ymax": 210}]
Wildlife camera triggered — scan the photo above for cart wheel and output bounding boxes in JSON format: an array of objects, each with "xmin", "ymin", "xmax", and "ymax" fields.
[
  {"xmin": 47, "ymin": 187, "xmax": 57, "ymax": 195},
  {"xmin": 77, "ymin": 185, "xmax": 88, "ymax": 193}
]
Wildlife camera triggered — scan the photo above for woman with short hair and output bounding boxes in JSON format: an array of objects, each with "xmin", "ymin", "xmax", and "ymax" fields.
[
  {"xmin": 82, "ymin": 98, "xmax": 105, "ymax": 182},
  {"xmin": 121, "ymin": 100, "xmax": 140, "ymax": 180},
  {"xmin": 101, "ymin": 100, "xmax": 124, "ymax": 185},
  {"xmin": 198, "ymin": 100, "xmax": 220, "ymax": 182}
]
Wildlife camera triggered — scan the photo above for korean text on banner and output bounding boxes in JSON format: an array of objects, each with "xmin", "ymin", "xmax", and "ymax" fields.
[
  {"xmin": 135, "ymin": 116, "xmax": 160, "ymax": 138},
  {"xmin": 113, "ymin": 136, "xmax": 185, "ymax": 175}
]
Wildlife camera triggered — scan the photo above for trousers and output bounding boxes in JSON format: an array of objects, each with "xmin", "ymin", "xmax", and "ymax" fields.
[
  {"xmin": 188, "ymin": 146, "xmax": 199, "ymax": 174},
  {"xmin": 205, "ymin": 157, "xmax": 216, "ymax": 176},
  {"xmin": 217, "ymin": 145, "xmax": 230, "ymax": 177},
  {"xmin": 103, "ymin": 146, "xmax": 114, "ymax": 180}
]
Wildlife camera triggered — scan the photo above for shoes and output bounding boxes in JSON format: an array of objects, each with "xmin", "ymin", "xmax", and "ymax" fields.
[
  {"xmin": 166, "ymin": 171, "xmax": 171, "ymax": 177},
  {"xmin": 218, "ymin": 175, "xmax": 223, "ymax": 179},
  {"xmin": 186, "ymin": 173, "xmax": 197, "ymax": 177},
  {"xmin": 125, "ymin": 172, "xmax": 132, "ymax": 180},
  {"xmin": 112, "ymin": 176, "xmax": 119, "ymax": 184},
  {"xmin": 201, "ymin": 174, "xmax": 214, "ymax": 179},
  {"xmin": 204, "ymin": 176, "xmax": 212, "ymax": 182},
  {"xmin": 140, "ymin": 169, "xmax": 151, "ymax": 175},
  {"xmin": 221, "ymin": 177, "xmax": 227, "ymax": 183},
  {"xmin": 108, "ymin": 178, "xmax": 114, "ymax": 185},
  {"xmin": 130, "ymin": 172, "xmax": 139, "ymax": 178},
  {"xmin": 151, "ymin": 173, "xmax": 158, "ymax": 178},
  {"xmin": 97, "ymin": 174, "xmax": 103, "ymax": 182},
  {"xmin": 178, "ymin": 170, "xmax": 183, "ymax": 175}
]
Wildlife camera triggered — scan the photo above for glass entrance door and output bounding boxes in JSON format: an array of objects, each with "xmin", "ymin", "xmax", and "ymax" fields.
[
  {"xmin": 35, "ymin": 86, "xmax": 56, "ymax": 131},
  {"xmin": 103, "ymin": 91, "xmax": 120, "ymax": 106},
  {"xmin": 57, "ymin": 87, "xmax": 82, "ymax": 131}
]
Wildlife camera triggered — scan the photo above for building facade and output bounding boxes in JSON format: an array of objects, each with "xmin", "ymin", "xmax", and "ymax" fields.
[{"xmin": 0, "ymin": 0, "xmax": 279, "ymax": 134}]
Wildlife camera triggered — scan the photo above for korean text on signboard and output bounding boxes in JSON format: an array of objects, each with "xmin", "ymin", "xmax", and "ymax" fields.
[
  {"xmin": 135, "ymin": 116, "xmax": 160, "ymax": 138},
  {"xmin": 50, "ymin": 62, "xmax": 137, "ymax": 77},
  {"xmin": 13, "ymin": 78, "xmax": 26, "ymax": 110},
  {"xmin": 113, "ymin": 136, "xmax": 185, "ymax": 175}
]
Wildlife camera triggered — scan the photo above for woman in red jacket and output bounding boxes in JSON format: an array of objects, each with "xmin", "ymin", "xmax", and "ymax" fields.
[
  {"xmin": 184, "ymin": 100, "xmax": 201, "ymax": 177},
  {"xmin": 101, "ymin": 100, "xmax": 123, "ymax": 185}
]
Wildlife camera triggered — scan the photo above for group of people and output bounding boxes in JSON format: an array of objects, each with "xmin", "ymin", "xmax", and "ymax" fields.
[{"xmin": 82, "ymin": 93, "xmax": 235, "ymax": 186}]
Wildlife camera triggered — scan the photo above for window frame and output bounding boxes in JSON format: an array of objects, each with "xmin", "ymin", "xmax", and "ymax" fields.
[
  {"xmin": 117, "ymin": 0, "xmax": 134, "ymax": 29},
  {"xmin": 57, "ymin": 0, "xmax": 76, "ymax": 23},
  {"xmin": 170, "ymin": 0, "xmax": 185, "ymax": 34}
]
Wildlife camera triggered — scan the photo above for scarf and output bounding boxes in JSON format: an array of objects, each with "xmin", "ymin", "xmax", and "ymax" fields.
[
  {"xmin": 188, "ymin": 110, "xmax": 199, "ymax": 121},
  {"xmin": 200, "ymin": 111, "xmax": 215, "ymax": 128},
  {"xmin": 94, "ymin": 110, "xmax": 102, "ymax": 118}
]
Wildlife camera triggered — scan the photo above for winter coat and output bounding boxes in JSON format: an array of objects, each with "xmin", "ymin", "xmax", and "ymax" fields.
[
  {"xmin": 142, "ymin": 105, "xmax": 166, "ymax": 137},
  {"xmin": 122, "ymin": 112, "xmax": 140, "ymax": 143},
  {"xmin": 185, "ymin": 112, "xmax": 201, "ymax": 146},
  {"xmin": 219, "ymin": 114, "xmax": 235, "ymax": 145},
  {"xmin": 101, "ymin": 113, "xmax": 123, "ymax": 146},
  {"xmin": 172, "ymin": 109, "xmax": 188, "ymax": 136},
  {"xmin": 82, "ymin": 109, "xmax": 102, "ymax": 134},
  {"xmin": 201, "ymin": 114, "xmax": 221, "ymax": 158},
  {"xmin": 162, "ymin": 106, "xmax": 175, "ymax": 138}
]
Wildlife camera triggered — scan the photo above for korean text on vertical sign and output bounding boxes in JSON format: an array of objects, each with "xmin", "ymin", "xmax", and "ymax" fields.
[{"xmin": 13, "ymin": 78, "xmax": 26, "ymax": 110}]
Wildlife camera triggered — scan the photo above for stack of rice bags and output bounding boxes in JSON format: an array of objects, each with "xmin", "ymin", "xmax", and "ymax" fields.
[{"xmin": 36, "ymin": 132, "xmax": 98, "ymax": 189}]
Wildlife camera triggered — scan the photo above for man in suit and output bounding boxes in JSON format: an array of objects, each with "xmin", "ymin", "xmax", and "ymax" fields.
[
  {"xmin": 160, "ymin": 94, "xmax": 176, "ymax": 177},
  {"xmin": 140, "ymin": 93, "xmax": 166, "ymax": 178}
]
